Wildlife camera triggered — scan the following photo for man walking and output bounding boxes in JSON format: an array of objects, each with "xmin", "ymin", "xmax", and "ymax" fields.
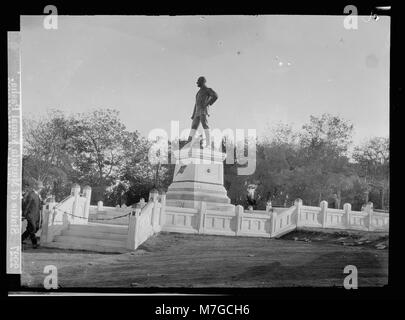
[
  {"xmin": 22, "ymin": 181, "xmax": 44, "ymax": 248},
  {"xmin": 187, "ymin": 76, "xmax": 218, "ymax": 148}
]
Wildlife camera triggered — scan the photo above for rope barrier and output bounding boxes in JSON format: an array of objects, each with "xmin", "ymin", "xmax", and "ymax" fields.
[{"xmin": 53, "ymin": 207, "xmax": 133, "ymax": 221}]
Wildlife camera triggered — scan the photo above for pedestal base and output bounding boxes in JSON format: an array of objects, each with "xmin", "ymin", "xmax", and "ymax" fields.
[{"xmin": 166, "ymin": 144, "xmax": 232, "ymax": 212}]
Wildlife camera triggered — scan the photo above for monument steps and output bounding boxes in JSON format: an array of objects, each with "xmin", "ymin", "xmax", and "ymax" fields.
[
  {"xmin": 43, "ymin": 223, "xmax": 129, "ymax": 253},
  {"xmin": 88, "ymin": 213, "xmax": 130, "ymax": 225},
  {"xmin": 67, "ymin": 223, "xmax": 128, "ymax": 234},
  {"xmin": 61, "ymin": 229, "xmax": 128, "ymax": 241},
  {"xmin": 53, "ymin": 235, "xmax": 126, "ymax": 248},
  {"xmin": 44, "ymin": 241, "xmax": 129, "ymax": 254}
]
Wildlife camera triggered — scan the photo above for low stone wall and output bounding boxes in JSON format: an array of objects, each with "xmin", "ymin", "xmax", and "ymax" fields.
[
  {"xmin": 161, "ymin": 200, "xmax": 293, "ymax": 238},
  {"xmin": 154, "ymin": 198, "xmax": 389, "ymax": 240},
  {"xmin": 296, "ymin": 200, "xmax": 389, "ymax": 232},
  {"xmin": 127, "ymin": 202, "xmax": 154, "ymax": 249},
  {"xmin": 162, "ymin": 206, "xmax": 200, "ymax": 234},
  {"xmin": 127, "ymin": 191, "xmax": 163, "ymax": 250},
  {"xmin": 42, "ymin": 187, "xmax": 389, "ymax": 251}
]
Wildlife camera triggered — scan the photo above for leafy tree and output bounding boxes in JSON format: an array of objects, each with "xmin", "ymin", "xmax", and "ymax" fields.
[
  {"xmin": 117, "ymin": 132, "xmax": 172, "ymax": 205},
  {"xmin": 67, "ymin": 109, "xmax": 127, "ymax": 201},
  {"xmin": 22, "ymin": 109, "xmax": 74, "ymax": 200},
  {"xmin": 298, "ymin": 114, "xmax": 354, "ymax": 205},
  {"xmin": 352, "ymin": 137, "xmax": 389, "ymax": 209},
  {"xmin": 300, "ymin": 114, "xmax": 354, "ymax": 157}
]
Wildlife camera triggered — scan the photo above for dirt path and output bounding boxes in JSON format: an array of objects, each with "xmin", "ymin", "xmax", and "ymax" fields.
[{"xmin": 21, "ymin": 231, "xmax": 388, "ymax": 288}]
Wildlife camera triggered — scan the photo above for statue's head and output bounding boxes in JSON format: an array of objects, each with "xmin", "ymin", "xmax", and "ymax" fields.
[{"xmin": 196, "ymin": 76, "xmax": 206, "ymax": 87}]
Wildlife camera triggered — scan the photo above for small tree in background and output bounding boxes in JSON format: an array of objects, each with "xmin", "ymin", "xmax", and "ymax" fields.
[{"xmin": 353, "ymin": 137, "xmax": 389, "ymax": 209}]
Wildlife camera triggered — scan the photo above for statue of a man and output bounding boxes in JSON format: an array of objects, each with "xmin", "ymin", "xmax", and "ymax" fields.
[{"xmin": 187, "ymin": 76, "xmax": 218, "ymax": 148}]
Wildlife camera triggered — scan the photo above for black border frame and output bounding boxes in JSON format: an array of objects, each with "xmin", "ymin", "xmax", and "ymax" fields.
[{"xmin": 1, "ymin": 0, "xmax": 402, "ymax": 304}]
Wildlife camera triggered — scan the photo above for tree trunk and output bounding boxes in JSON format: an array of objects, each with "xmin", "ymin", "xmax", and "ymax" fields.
[
  {"xmin": 154, "ymin": 163, "xmax": 161, "ymax": 190},
  {"xmin": 337, "ymin": 190, "xmax": 341, "ymax": 209},
  {"xmin": 380, "ymin": 188, "xmax": 385, "ymax": 210}
]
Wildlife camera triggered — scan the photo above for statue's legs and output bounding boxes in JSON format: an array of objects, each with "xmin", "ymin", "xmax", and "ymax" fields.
[
  {"xmin": 188, "ymin": 115, "xmax": 210, "ymax": 147},
  {"xmin": 201, "ymin": 115, "xmax": 210, "ymax": 148},
  {"xmin": 204, "ymin": 129, "xmax": 210, "ymax": 148},
  {"xmin": 187, "ymin": 128, "xmax": 197, "ymax": 143}
]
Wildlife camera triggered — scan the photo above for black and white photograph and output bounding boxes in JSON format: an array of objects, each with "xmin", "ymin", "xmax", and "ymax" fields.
[{"xmin": 5, "ymin": 5, "xmax": 396, "ymax": 302}]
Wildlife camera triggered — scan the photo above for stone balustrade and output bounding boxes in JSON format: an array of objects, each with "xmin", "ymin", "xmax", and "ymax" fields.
[
  {"xmin": 41, "ymin": 184, "xmax": 92, "ymax": 243},
  {"xmin": 136, "ymin": 194, "xmax": 389, "ymax": 245},
  {"xmin": 41, "ymin": 185, "xmax": 389, "ymax": 251}
]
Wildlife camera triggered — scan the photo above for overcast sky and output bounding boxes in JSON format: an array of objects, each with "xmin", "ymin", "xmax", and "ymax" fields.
[{"xmin": 21, "ymin": 15, "xmax": 390, "ymax": 145}]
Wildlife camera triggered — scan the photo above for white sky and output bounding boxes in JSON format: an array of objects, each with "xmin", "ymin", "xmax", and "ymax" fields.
[{"xmin": 21, "ymin": 15, "xmax": 390, "ymax": 146}]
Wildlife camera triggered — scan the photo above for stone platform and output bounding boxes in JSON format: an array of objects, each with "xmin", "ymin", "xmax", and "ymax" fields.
[{"xmin": 166, "ymin": 142, "xmax": 233, "ymax": 212}]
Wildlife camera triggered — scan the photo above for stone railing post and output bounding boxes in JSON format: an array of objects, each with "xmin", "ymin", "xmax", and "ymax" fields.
[
  {"xmin": 71, "ymin": 183, "xmax": 81, "ymax": 224},
  {"xmin": 198, "ymin": 201, "xmax": 207, "ymax": 234},
  {"xmin": 40, "ymin": 204, "xmax": 51, "ymax": 243},
  {"xmin": 43, "ymin": 197, "xmax": 57, "ymax": 238},
  {"xmin": 149, "ymin": 188, "xmax": 158, "ymax": 202},
  {"xmin": 266, "ymin": 201, "xmax": 272, "ymax": 213},
  {"xmin": 70, "ymin": 183, "xmax": 79, "ymax": 196},
  {"xmin": 270, "ymin": 210, "xmax": 278, "ymax": 237},
  {"xmin": 151, "ymin": 189, "xmax": 159, "ymax": 231},
  {"xmin": 294, "ymin": 198, "xmax": 303, "ymax": 227},
  {"xmin": 365, "ymin": 202, "xmax": 374, "ymax": 231},
  {"xmin": 343, "ymin": 203, "xmax": 352, "ymax": 228},
  {"xmin": 320, "ymin": 200, "xmax": 328, "ymax": 228},
  {"xmin": 62, "ymin": 209, "xmax": 69, "ymax": 228},
  {"xmin": 127, "ymin": 206, "xmax": 141, "ymax": 250},
  {"xmin": 48, "ymin": 196, "xmax": 56, "ymax": 210},
  {"xmin": 235, "ymin": 205, "xmax": 244, "ymax": 236},
  {"xmin": 41, "ymin": 198, "xmax": 65, "ymax": 243},
  {"xmin": 82, "ymin": 185, "xmax": 92, "ymax": 224},
  {"xmin": 97, "ymin": 200, "xmax": 104, "ymax": 212},
  {"xmin": 159, "ymin": 192, "xmax": 166, "ymax": 229}
]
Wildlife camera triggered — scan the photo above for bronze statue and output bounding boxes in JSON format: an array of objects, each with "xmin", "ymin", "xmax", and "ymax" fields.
[{"xmin": 187, "ymin": 76, "xmax": 218, "ymax": 148}]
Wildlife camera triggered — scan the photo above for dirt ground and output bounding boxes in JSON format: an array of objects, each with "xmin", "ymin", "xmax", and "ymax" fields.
[
  {"xmin": 284, "ymin": 227, "xmax": 389, "ymax": 249},
  {"xmin": 21, "ymin": 230, "xmax": 388, "ymax": 288}
]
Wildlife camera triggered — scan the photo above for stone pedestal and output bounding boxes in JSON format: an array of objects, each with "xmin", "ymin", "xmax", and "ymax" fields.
[{"xmin": 166, "ymin": 140, "xmax": 233, "ymax": 212}]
